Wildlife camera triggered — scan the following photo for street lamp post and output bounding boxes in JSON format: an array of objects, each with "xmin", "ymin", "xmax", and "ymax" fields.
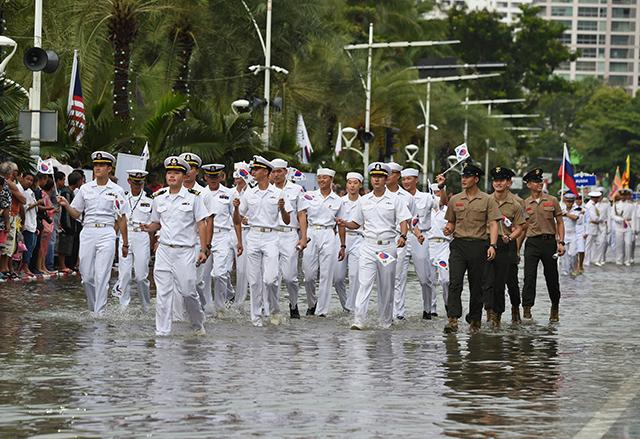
[
  {"xmin": 344, "ymin": 26, "xmax": 459, "ymax": 189},
  {"xmin": 411, "ymin": 72, "xmax": 501, "ymax": 189},
  {"xmin": 262, "ymin": 0, "xmax": 272, "ymax": 147},
  {"xmin": 30, "ymin": 0, "xmax": 43, "ymax": 158}
]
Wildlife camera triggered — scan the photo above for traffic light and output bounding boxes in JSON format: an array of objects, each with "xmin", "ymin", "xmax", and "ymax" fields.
[{"xmin": 384, "ymin": 127, "xmax": 400, "ymax": 160}]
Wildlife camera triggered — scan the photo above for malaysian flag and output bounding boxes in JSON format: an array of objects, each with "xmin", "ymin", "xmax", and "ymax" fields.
[{"xmin": 67, "ymin": 50, "xmax": 85, "ymax": 143}]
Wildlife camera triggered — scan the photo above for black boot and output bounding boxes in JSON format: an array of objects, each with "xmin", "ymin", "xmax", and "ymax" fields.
[
  {"xmin": 422, "ymin": 311, "xmax": 432, "ymax": 320},
  {"xmin": 290, "ymin": 304, "xmax": 300, "ymax": 319},
  {"xmin": 306, "ymin": 305, "xmax": 316, "ymax": 316}
]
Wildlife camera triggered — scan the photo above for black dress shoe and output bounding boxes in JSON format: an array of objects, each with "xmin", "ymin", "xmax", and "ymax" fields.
[
  {"xmin": 396, "ymin": 315, "xmax": 405, "ymax": 320},
  {"xmin": 465, "ymin": 314, "xmax": 472, "ymax": 324},
  {"xmin": 431, "ymin": 312, "xmax": 438, "ymax": 317},
  {"xmin": 290, "ymin": 304, "xmax": 300, "ymax": 319},
  {"xmin": 317, "ymin": 314, "xmax": 326, "ymax": 317},
  {"xmin": 306, "ymin": 306, "xmax": 316, "ymax": 316},
  {"xmin": 422, "ymin": 311, "xmax": 432, "ymax": 320}
]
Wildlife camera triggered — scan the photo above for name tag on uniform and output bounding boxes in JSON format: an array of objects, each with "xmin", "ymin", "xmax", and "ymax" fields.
[
  {"xmin": 376, "ymin": 251, "xmax": 396, "ymax": 265},
  {"xmin": 140, "ymin": 202, "xmax": 150, "ymax": 207}
]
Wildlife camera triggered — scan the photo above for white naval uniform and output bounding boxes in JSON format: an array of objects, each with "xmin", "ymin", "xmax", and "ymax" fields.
[
  {"xmin": 333, "ymin": 194, "xmax": 363, "ymax": 312},
  {"xmin": 202, "ymin": 184, "xmax": 237, "ymax": 312},
  {"xmin": 150, "ymin": 186, "xmax": 207, "ymax": 335},
  {"xmin": 560, "ymin": 202, "xmax": 578, "ymax": 275},
  {"xmin": 114, "ymin": 190, "xmax": 152, "ymax": 310},
  {"xmin": 232, "ymin": 186, "xmax": 250, "ymax": 307},
  {"xmin": 575, "ymin": 204, "xmax": 586, "ymax": 254},
  {"xmin": 429, "ymin": 205, "xmax": 451, "ymax": 312},
  {"xmin": 300, "ymin": 190, "xmax": 344, "ymax": 316},
  {"xmin": 70, "ymin": 179, "xmax": 129, "ymax": 316},
  {"xmin": 633, "ymin": 203, "xmax": 640, "ymax": 262},
  {"xmin": 239, "ymin": 184, "xmax": 293, "ymax": 326},
  {"xmin": 276, "ymin": 181, "xmax": 304, "ymax": 308},
  {"xmin": 597, "ymin": 200, "xmax": 611, "ymax": 263},
  {"xmin": 394, "ymin": 189, "xmax": 435, "ymax": 317},
  {"xmin": 612, "ymin": 200, "xmax": 635, "ymax": 265},
  {"xmin": 351, "ymin": 189, "xmax": 412, "ymax": 328},
  {"xmin": 585, "ymin": 200, "xmax": 605, "ymax": 266}
]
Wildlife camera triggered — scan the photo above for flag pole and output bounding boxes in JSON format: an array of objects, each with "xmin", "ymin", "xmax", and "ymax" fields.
[{"xmin": 561, "ymin": 142, "xmax": 566, "ymax": 196}]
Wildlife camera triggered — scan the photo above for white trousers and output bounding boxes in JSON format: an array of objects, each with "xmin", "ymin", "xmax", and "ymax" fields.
[
  {"xmin": 614, "ymin": 228, "xmax": 633, "ymax": 264},
  {"xmin": 154, "ymin": 244, "xmax": 205, "ymax": 336},
  {"xmin": 246, "ymin": 230, "xmax": 280, "ymax": 326},
  {"xmin": 303, "ymin": 228, "xmax": 338, "ymax": 315},
  {"xmin": 429, "ymin": 240, "xmax": 450, "ymax": 313},
  {"xmin": 333, "ymin": 233, "xmax": 362, "ymax": 312},
  {"xmin": 115, "ymin": 231, "xmax": 151, "ymax": 311},
  {"xmin": 211, "ymin": 230, "xmax": 235, "ymax": 312},
  {"xmin": 394, "ymin": 233, "xmax": 434, "ymax": 317},
  {"xmin": 277, "ymin": 230, "xmax": 300, "ymax": 306},
  {"xmin": 354, "ymin": 241, "xmax": 397, "ymax": 328},
  {"xmin": 560, "ymin": 239, "xmax": 577, "ymax": 274},
  {"xmin": 234, "ymin": 227, "xmax": 250, "ymax": 307},
  {"xmin": 586, "ymin": 229, "xmax": 607, "ymax": 265},
  {"xmin": 79, "ymin": 227, "xmax": 116, "ymax": 316}
]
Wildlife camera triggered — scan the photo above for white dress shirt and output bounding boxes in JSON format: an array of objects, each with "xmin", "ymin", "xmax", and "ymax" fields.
[
  {"xmin": 150, "ymin": 186, "xmax": 208, "ymax": 247},
  {"xmin": 70, "ymin": 179, "xmax": 129, "ymax": 226},
  {"xmin": 239, "ymin": 184, "xmax": 293, "ymax": 229},
  {"xmin": 352, "ymin": 189, "xmax": 412, "ymax": 240}
]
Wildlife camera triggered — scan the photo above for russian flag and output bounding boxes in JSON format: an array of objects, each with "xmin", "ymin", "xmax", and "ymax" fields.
[{"xmin": 557, "ymin": 143, "xmax": 578, "ymax": 195}]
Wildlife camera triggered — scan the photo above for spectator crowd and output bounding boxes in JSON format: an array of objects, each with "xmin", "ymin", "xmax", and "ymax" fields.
[{"xmin": 0, "ymin": 161, "xmax": 85, "ymax": 281}]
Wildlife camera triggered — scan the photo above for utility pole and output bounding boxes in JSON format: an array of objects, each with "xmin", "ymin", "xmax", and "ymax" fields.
[
  {"xmin": 344, "ymin": 27, "xmax": 458, "ymax": 189},
  {"xmin": 262, "ymin": 0, "xmax": 272, "ymax": 148},
  {"xmin": 29, "ymin": 0, "xmax": 43, "ymax": 158}
]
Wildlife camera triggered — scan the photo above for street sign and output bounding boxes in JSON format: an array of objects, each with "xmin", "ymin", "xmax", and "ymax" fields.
[
  {"xmin": 18, "ymin": 110, "xmax": 58, "ymax": 142},
  {"xmin": 574, "ymin": 172, "xmax": 596, "ymax": 187},
  {"xmin": 511, "ymin": 177, "xmax": 523, "ymax": 190}
]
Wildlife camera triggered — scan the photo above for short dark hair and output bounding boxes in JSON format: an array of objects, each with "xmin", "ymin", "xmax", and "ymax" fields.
[
  {"xmin": 54, "ymin": 171, "xmax": 66, "ymax": 182},
  {"xmin": 68, "ymin": 170, "xmax": 84, "ymax": 186}
]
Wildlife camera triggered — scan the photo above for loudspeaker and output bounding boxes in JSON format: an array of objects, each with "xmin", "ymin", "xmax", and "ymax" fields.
[
  {"xmin": 23, "ymin": 47, "xmax": 59, "ymax": 73},
  {"xmin": 361, "ymin": 130, "xmax": 375, "ymax": 143}
]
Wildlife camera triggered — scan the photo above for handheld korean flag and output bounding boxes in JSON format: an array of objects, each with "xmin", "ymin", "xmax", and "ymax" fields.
[
  {"xmin": 376, "ymin": 251, "xmax": 396, "ymax": 266},
  {"xmin": 37, "ymin": 157, "xmax": 54, "ymax": 175},
  {"xmin": 434, "ymin": 260, "xmax": 449, "ymax": 271},
  {"xmin": 442, "ymin": 143, "xmax": 471, "ymax": 175}
]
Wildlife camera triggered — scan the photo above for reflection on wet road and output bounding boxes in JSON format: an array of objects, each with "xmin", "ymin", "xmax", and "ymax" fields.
[{"xmin": 1, "ymin": 265, "xmax": 639, "ymax": 437}]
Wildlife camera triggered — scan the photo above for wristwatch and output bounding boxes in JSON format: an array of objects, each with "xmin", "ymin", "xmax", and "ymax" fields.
[
  {"xmin": 400, "ymin": 233, "xmax": 407, "ymax": 240},
  {"xmin": 490, "ymin": 243, "xmax": 498, "ymax": 249},
  {"xmin": 558, "ymin": 241, "xmax": 566, "ymax": 245}
]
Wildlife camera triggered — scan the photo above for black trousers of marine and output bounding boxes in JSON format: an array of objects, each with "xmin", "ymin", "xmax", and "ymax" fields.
[
  {"xmin": 522, "ymin": 236, "xmax": 561, "ymax": 308},
  {"xmin": 506, "ymin": 259, "xmax": 521, "ymax": 307},
  {"xmin": 483, "ymin": 240, "xmax": 517, "ymax": 315},
  {"xmin": 448, "ymin": 238, "xmax": 488, "ymax": 321}
]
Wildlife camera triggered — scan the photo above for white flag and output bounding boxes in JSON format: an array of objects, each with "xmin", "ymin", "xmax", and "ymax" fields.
[
  {"xmin": 141, "ymin": 141, "xmax": 150, "ymax": 161},
  {"xmin": 454, "ymin": 143, "xmax": 470, "ymax": 162},
  {"xmin": 37, "ymin": 158, "xmax": 54, "ymax": 175},
  {"xmin": 296, "ymin": 114, "xmax": 313, "ymax": 164},
  {"xmin": 334, "ymin": 122, "xmax": 343, "ymax": 156}
]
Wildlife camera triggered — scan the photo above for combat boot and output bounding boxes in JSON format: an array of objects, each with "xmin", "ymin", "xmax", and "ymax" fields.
[
  {"xmin": 549, "ymin": 305, "xmax": 559, "ymax": 322},
  {"xmin": 469, "ymin": 319, "xmax": 481, "ymax": 333},
  {"xmin": 511, "ymin": 306, "xmax": 521, "ymax": 324},
  {"xmin": 290, "ymin": 304, "xmax": 300, "ymax": 319},
  {"xmin": 444, "ymin": 317, "xmax": 459, "ymax": 333},
  {"xmin": 495, "ymin": 312, "xmax": 502, "ymax": 328},
  {"xmin": 523, "ymin": 306, "xmax": 532, "ymax": 320},
  {"xmin": 486, "ymin": 309, "xmax": 498, "ymax": 329}
]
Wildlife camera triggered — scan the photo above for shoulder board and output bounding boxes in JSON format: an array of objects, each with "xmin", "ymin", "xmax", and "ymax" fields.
[
  {"xmin": 151, "ymin": 189, "xmax": 167, "ymax": 199},
  {"xmin": 188, "ymin": 188, "xmax": 200, "ymax": 196}
]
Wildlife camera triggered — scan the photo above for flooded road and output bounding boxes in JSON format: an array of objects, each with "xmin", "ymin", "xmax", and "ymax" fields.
[{"xmin": 1, "ymin": 265, "xmax": 639, "ymax": 438}]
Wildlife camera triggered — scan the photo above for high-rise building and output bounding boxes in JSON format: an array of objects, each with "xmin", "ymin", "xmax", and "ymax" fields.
[
  {"xmin": 425, "ymin": 0, "xmax": 640, "ymax": 94},
  {"xmin": 537, "ymin": 0, "xmax": 640, "ymax": 95}
]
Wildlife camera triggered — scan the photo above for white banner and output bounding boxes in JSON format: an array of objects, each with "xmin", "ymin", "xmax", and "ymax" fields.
[{"xmin": 115, "ymin": 153, "xmax": 146, "ymax": 193}]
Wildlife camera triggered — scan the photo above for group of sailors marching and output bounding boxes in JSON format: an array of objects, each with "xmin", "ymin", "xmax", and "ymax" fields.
[{"xmin": 56, "ymin": 151, "xmax": 639, "ymax": 335}]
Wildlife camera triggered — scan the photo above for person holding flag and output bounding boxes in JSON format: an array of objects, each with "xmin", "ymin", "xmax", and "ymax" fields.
[
  {"xmin": 612, "ymin": 188, "xmax": 635, "ymax": 265},
  {"xmin": 57, "ymin": 151, "xmax": 130, "ymax": 317}
]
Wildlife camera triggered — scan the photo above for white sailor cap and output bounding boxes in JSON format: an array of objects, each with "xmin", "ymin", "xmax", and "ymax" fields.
[
  {"xmin": 401, "ymin": 168, "xmax": 419, "ymax": 178},
  {"xmin": 317, "ymin": 168, "xmax": 336, "ymax": 178},
  {"xmin": 91, "ymin": 151, "xmax": 115, "ymax": 166},
  {"xmin": 179, "ymin": 152, "xmax": 202, "ymax": 168},
  {"xmin": 588, "ymin": 190, "xmax": 602, "ymax": 197},
  {"xmin": 250, "ymin": 155, "xmax": 273, "ymax": 170},
  {"xmin": 126, "ymin": 169, "xmax": 148, "ymax": 181},
  {"xmin": 563, "ymin": 192, "xmax": 577, "ymax": 200},
  {"xmin": 346, "ymin": 172, "xmax": 363, "ymax": 182},
  {"xmin": 164, "ymin": 156, "xmax": 190, "ymax": 172},
  {"xmin": 271, "ymin": 158, "xmax": 288, "ymax": 169},
  {"xmin": 202, "ymin": 163, "xmax": 225, "ymax": 175},
  {"xmin": 430, "ymin": 183, "xmax": 441, "ymax": 192},
  {"xmin": 618, "ymin": 188, "xmax": 632, "ymax": 195},
  {"xmin": 387, "ymin": 162, "xmax": 403, "ymax": 173},
  {"xmin": 368, "ymin": 162, "xmax": 390, "ymax": 176}
]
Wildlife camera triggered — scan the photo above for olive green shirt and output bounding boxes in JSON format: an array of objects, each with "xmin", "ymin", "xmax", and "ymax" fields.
[
  {"xmin": 491, "ymin": 191, "xmax": 526, "ymax": 236},
  {"xmin": 524, "ymin": 194, "xmax": 562, "ymax": 237},
  {"xmin": 445, "ymin": 190, "xmax": 502, "ymax": 240}
]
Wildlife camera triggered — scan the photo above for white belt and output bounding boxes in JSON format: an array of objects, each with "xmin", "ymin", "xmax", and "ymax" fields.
[
  {"xmin": 213, "ymin": 227, "xmax": 231, "ymax": 233},
  {"xmin": 85, "ymin": 223, "xmax": 112, "ymax": 228},
  {"xmin": 276, "ymin": 226, "xmax": 298, "ymax": 233},
  {"xmin": 159, "ymin": 242, "xmax": 194, "ymax": 248},
  {"xmin": 311, "ymin": 225, "xmax": 334, "ymax": 230},
  {"xmin": 250, "ymin": 226, "xmax": 276, "ymax": 233},
  {"xmin": 430, "ymin": 237, "xmax": 449, "ymax": 243},
  {"xmin": 128, "ymin": 226, "xmax": 144, "ymax": 232},
  {"xmin": 364, "ymin": 237, "xmax": 394, "ymax": 245},
  {"xmin": 346, "ymin": 230, "xmax": 363, "ymax": 236},
  {"xmin": 419, "ymin": 228, "xmax": 432, "ymax": 233}
]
